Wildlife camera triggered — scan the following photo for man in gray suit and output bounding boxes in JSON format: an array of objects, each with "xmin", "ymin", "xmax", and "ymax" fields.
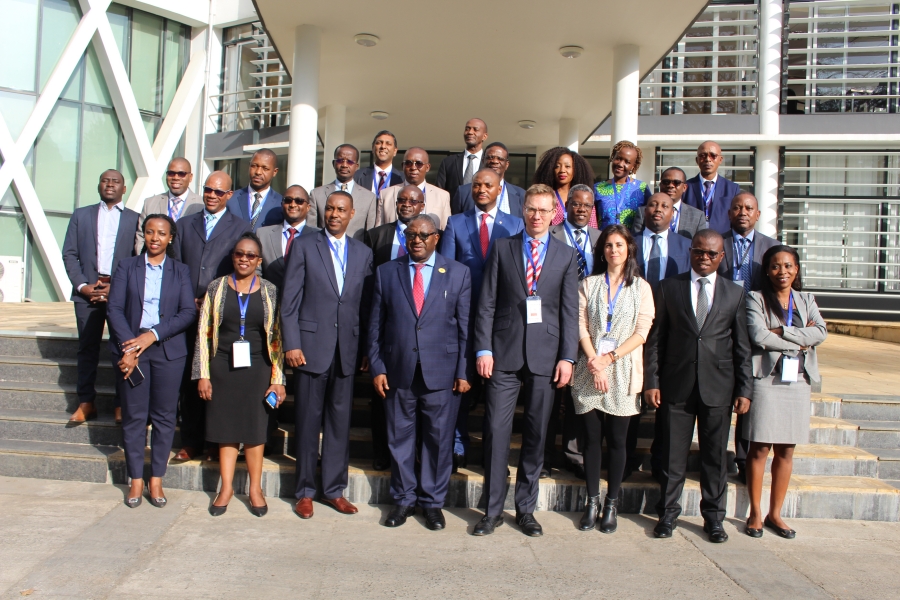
[
  {"xmin": 632, "ymin": 167, "xmax": 708, "ymax": 239},
  {"xmin": 258, "ymin": 184, "xmax": 319, "ymax": 290},
  {"xmin": 308, "ymin": 144, "xmax": 377, "ymax": 240},
  {"xmin": 134, "ymin": 157, "xmax": 203, "ymax": 253}
]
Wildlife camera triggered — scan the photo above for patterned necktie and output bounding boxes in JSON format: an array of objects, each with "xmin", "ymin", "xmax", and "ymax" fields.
[
  {"xmin": 463, "ymin": 154, "xmax": 476, "ymax": 185},
  {"xmin": 341, "ymin": 183, "xmax": 348, "ymax": 192},
  {"xmin": 480, "ymin": 213, "xmax": 490, "ymax": 259},
  {"xmin": 397, "ymin": 225, "xmax": 407, "ymax": 257},
  {"xmin": 412, "ymin": 264, "xmax": 425, "ymax": 315},
  {"xmin": 739, "ymin": 238, "xmax": 752, "ymax": 293},
  {"xmin": 574, "ymin": 228, "xmax": 588, "ymax": 280},
  {"xmin": 696, "ymin": 277, "xmax": 710, "ymax": 330},
  {"xmin": 170, "ymin": 198, "xmax": 183, "ymax": 221},
  {"xmin": 703, "ymin": 180, "xmax": 713, "ymax": 214},
  {"xmin": 647, "ymin": 234, "xmax": 662, "ymax": 286},
  {"xmin": 284, "ymin": 227, "xmax": 298, "ymax": 258},
  {"xmin": 377, "ymin": 171, "xmax": 387, "ymax": 195},
  {"xmin": 670, "ymin": 206, "xmax": 679, "ymax": 233},
  {"xmin": 205, "ymin": 213, "xmax": 216, "ymax": 240},
  {"xmin": 250, "ymin": 192, "xmax": 262, "ymax": 228},
  {"xmin": 526, "ymin": 239, "xmax": 541, "ymax": 293}
]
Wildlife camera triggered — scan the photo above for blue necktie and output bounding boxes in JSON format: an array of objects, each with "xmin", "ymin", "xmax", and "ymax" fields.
[
  {"xmin": 205, "ymin": 213, "xmax": 216, "ymax": 240},
  {"xmin": 739, "ymin": 238, "xmax": 752, "ymax": 293}
]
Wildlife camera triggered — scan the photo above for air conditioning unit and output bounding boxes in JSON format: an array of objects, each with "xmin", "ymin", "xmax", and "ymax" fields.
[{"xmin": 0, "ymin": 256, "xmax": 25, "ymax": 303}]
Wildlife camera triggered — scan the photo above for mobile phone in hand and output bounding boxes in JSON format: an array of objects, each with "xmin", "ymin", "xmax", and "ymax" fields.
[
  {"xmin": 264, "ymin": 391, "xmax": 277, "ymax": 409},
  {"xmin": 127, "ymin": 365, "xmax": 145, "ymax": 387}
]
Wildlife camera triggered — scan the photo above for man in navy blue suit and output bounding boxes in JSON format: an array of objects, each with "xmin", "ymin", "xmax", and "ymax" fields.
[
  {"xmin": 450, "ymin": 142, "xmax": 525, "ymax": 217},
  {"xmin": 439, "ymin": 168, "xmax": 524, "ymax": 472},
  {"xmin": 368, "ymin": 214, "xmax": 472, "ymax": 530},
  {"xmin": 226, "ymin": 149, "xmax": 283, "ymax": 231},
  {"xmin": 683, "ymin": 141, "xmax": 742, "ymax": 235},
  {"xmin": 353, "ymin": 130, "xmax": 403, "ymax": 196},
  {"xmin": 281, "ymin": 191, "xmax": 374, "ymax": 520}
]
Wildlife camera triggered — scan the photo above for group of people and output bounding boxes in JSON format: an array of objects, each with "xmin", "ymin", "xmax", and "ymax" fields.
[{"xmin": 61, "ymin": 119, "xmax": 826, "ymax": 541}]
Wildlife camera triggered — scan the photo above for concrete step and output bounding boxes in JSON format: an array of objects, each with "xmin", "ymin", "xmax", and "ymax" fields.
[
  {"xmin": 850, "ymin": 420, "xmax": 900, "ymax": 449},
  {"xmin": 863, "ymin": 448, "xmax": 900, "ymax": 480},
  {"xmin": 0, "ymin": 331, "xmax": 107, "ymax": 361},
  {"xmin": 0, "ymin": 408, "xmax": 122, "ymax": 446},
  {"xmin": 0, "ymin": 355, "xmax": 117, "ymax": 389},
  {"xmin": 0, "ymin": 381, "xmax": 117, "ymax": 415},
  {"xmin": 0, "ymin": 438, "xmax": 121, "ymax": 483},
  {"xmin": 813, "ymin": 394, "xmax": 900, "ymax": 421}
]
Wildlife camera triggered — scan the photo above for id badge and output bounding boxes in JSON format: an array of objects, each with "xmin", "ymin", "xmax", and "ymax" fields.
[
  {"xmin": 232, "ymin": 340, "xmax": 251, "ymax": 368},
  {"xmin": 781, "ymin": 356, "xmax": 799, "ymax": 383},
  {"xmin": 596, "ymin": 337, "xmax": 619, "ymax": 357},
  {"xmin": 526, "ymin": 296, "xmax": 542, "ymax": 324}
]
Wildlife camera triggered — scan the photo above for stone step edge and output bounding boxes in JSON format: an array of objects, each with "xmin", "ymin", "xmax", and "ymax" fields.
[{"xmin": 0, "ymin": 381, "xmax": 117, "ymax": 396}]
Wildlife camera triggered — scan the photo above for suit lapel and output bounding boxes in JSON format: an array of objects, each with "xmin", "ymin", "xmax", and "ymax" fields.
[
  {"xmin": 191, "ymin": 212, "xmax": 208, "ymax": 245},
  {"xmin": 419, "ymin": 254, "xmax": 447, "ymax": 319},
  {"xmin": 135, "ymin": 257, "xmax": 147, "ymax": 305},
  {"xmin": 159, "ymin": 258, "xmax": 175, "ymax": 317},
  {"xmin": 316, "ymin": 233, "xmax": 340, "ymax": 297},
  {"xmin": 465, "ymin": 212, "xmax": 483, "ymax": 263},
  {"xmin": 207, "ymin": 211, "xmax": 230, "ymax": 242},
  {"xmin": 396, "ymin": 256, "xmax": 418, "ymax": 316},
  {"xmin": 535, "ymin": 236, "xmax": 558, "ymax": 296},
  {"xmin": 113, "ymin": 208, "xmax": 132, "ymax": 263},
  {"xmin": 723, "ymin": 233, "xmax": 735, "ymax": 277},
  {"xmin": 509, "ymin": 234, "xmax": 528, "ymax": 292},
  {"xmin": 680, "ymin": 276, "xmax": 700, "ymax": 333},
  {"xmin": 89, "ymin": 204, "xmax": 100, "ymax": 263},
  {"xmin": 700, "ymin": 277, "xmax": 726, "ymax": 333},
  {"xmin": 236, "ymin": 189, "xmax": 250, "ymax": 221}
]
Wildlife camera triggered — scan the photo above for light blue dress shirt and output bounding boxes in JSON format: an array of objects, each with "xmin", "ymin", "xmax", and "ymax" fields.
[
  {"xmin": 498, "ymin": 181, "xmax": 510, "ymax": 214},
  {"xmin": 140, "ymin": 256, "xmax": 165, "ymax": 339},
  {"xmin": 97, "ymin": 202, "xmax": 123, "ymax": 275},
  {"xmin": 732, "ymin": 228, "xmax": 755, "ymax": 275},
  {"xmin": 334, "ymin": 179, "xmax": 355, "ymax": 194},
  {"xmin": 203, "ymin": 208, "xmax": 226, "ymax": 239},
  {"xmin": 562, "ymin": 221, "xmax": 594, "ymax": 274},
  {"xmin": 326, "ymin": 230, "xmax": 347, "ymax": 295},
  {"xmin": 642, "ymin": 227, "xmax": 669, "ymax": 277},
  {"xmin": 408, "ymin": 251, "xmax": 436, "ymax": 298},
  {"xmin": 391, "ymin": 221, "xmax": 408, "ymax": 260}
]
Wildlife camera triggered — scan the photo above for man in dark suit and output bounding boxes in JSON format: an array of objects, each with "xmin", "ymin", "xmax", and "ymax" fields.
[
  {"xmin": 451, "ymin": 142, "xmax": 525, "ymax": 217},
  {"xmin": 632, "ymin": 167, "xmax": 708, "ymax": 239},
  {"xmin": 282, "ymin": 191, "xmax": 374, "ymax": 519},
  {"xmin": 354, "ymin": 130, "xmax": 403, "ymax": 197},
  {"xmin": 226, "ymin": 149, "xmax": 283, "ymax": 231},
  {"xmin": 309, "ymin": 144, "xmax": 377, "ymax": 240},
  {"xmin": 545, "ymin": 183, "xmax": 600, "ymax": 479},
  {"xmin": 258, "ymin": 184, "xmax": 318, "ymax": 291},
  {"xmin": 368, "ymin": 214, "xmax": 472, "ymax": 530},
  {"xmin": 683, "ymin": 142, "xmax": 742, "ymax": 235},
  {"xmin": 440, "ymin": 168, "xmax": 524, "ymax": 472},
  {"xmin": 472, "ymin": 183, "xmax": 579, "ymax": 537},
  {"xmin": 644, "ymin": 229, "xmax": 753, "ymax": 543},
  {"xmin": 718, "ymin": 191, "xmax": 778, "ymax": 482},
  {"xmin": 436, "ymin": 118, "xmax": 488, "ymax": 203},
  {"xmin": 171, "ymin": 171, "xmax": 252, "ymax": 459},
  {"xmin": 62, "ymin": 169, "xmax": 139, "ymax": 422}
]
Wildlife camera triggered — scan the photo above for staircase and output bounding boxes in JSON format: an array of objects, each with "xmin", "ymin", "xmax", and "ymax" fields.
[{"xmin": 0, "ymin": 330, "xmax": 898, "ymax": 521}]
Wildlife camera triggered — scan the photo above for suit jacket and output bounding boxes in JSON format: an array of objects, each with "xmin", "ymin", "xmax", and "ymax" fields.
[
  {"xmin": 435, "ymin": 152, "xmax": 467, "ymax": 205},
  {"xmin": 354, "ymin": 166, "xmax": 403, "ymax": 196},
  {"xmin": 718, "ymin": 230, "xmax": 779, "ymax": 292},
  {"xmin": 307, "ymin": 182, "xmax": 377, "ymax": 241},
  {"xmin": 631, "ymin": 201, "xmax": 708, "ymax": 240},
  {"xmin": 549, "ymin": 223, "xmax": 601, "ymax": 262},
  {"xmin": 134, "ymin": 190, "xmax": 204, "ymax": 253},
  {"xmin": 368, "ymin": 253, "xmax": 471, "ymax": 390},
  {"xmin": 172, "ymin": 210, "xmax": 252, "ymax": 298},
  {"xmin": 106, "ymin": 255, "xmax": 197, "ymax": 361},
  {"xmin": 474, "ymin": 233, "xmax": 579, "ymax": 376},
  {"xmin": 226, "ymin": 187, "xmax": 284, "ymax": 232},
  {"xmin": 62, "ymin": 203, "xmax": 140, "ymax": 303},
  {"xmin": 439, "ymin": 209, "xmax": 524, "ymax": 307},
  {"xmin": 451, "ymin": 182, "xmax": 526, "ymax": 218},
  {"xmin": 257, "ymin": 222, "xmax": 320, "ymax": 290},
  {"xmin": 377, "ymin": 183, "xmax": 451, "ymax": 229},
  {"xmin": 363, "ymin": 221, "xmax": 401, "ymax": 268},
  {"xmin": 635, "ymin": 229, "xmax": 692, "ymax": 284},
  {"xmin": 280, "ymin": 231, "xmax": 374, "ymax": 375},
  {"xmin": 683, "ymin": 175, "xmax": 742, "ymax": 235},
  {"xmin": 644, "ymin": 273, "xmax": 754, "ymax": 407}
]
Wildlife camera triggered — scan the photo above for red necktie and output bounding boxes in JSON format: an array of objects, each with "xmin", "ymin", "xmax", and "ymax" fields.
[
  {"xmin": 480, "ymin": 213, "xmax": 490, "ymax": 258},
  {"xmin": 377, "ymin": 171, "xmax": 387, "ymax": 195},
  {"xmin": 526, "ymin": 239, "xmax": 541, "ymax": 292},
  {"xmin": 412, "ymin": 264, "xmax": 425, "ymax": 315},
  {"xmin": 284, "ymin": 227, "xmax": 298, "ymax": 258}
]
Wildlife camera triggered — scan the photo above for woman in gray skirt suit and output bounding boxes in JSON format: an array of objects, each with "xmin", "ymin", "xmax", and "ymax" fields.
[{"xmin": 744, "ymin": 245, "xmax": 827, "ymax": 539}]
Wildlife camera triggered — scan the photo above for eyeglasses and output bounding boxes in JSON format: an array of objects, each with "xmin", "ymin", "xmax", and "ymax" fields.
[
  {"xmin": 233, "ymin": 250, "xmax": 259, "ymax": 260},
  {"xmin": 282, "ymin": 197, "xmax": 309, "ymax": 205},
  {"xmin": 523, "ymin": 207, "xmax": 555, "ymax": 217},
  {"xmin": 659, "ymin": 179, "xmax": 685, "ymax": 187},
  {"xmin": 403, "ymin": 160, "xmax": 427, "ymax": 169},
  {"xmin": 397, "ymin": 197, "xmax": 424, "ymax": 206},
  {"xmin": 406, "ymin": 231, "xmax": 438, "ymax": 242},
  {"xmin": 690, "ymin": 248, "xmax": 722, "ymax": 259},
  {"xmin": 484, "ymin": 154, "xmax": 508, "ymax": 164},
  {"xmin": 567, "ymin": 201, "xmax": 594, "ymax": 211},
  {"xmin": 333, "ymin": 158, "xmax": 357, "ymax": 166},
  {"xmin": 166, "ymin": 170, "xmax": 190, "ymax": 178},
  {"xmin": 203, "ymin": 186, "xmax": 230, "ymax": 198},
  {"xmin": 697, "ymin": 152, "xmax": 720, "ymax": 160}
]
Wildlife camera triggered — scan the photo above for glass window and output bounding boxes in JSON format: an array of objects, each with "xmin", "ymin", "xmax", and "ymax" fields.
[
  {"xmin": 0, "ymin": 91, "xmax": 36, "ymax": 140},
  {"xmin": 33, "ymin": 102, "xmax": 80, "ymax": 213},
  {"xmin": 27, "ymin": 213, "xmax": 70, "ymax": 301},
  {"xmin": 106, "ymin": 3, "xmax": 129, "ymax": 62},
  {"xmin": 130, "ymin": 10, "xmax": 162, "ymax": 113},
  {"xmin": 79, "ymin": 105, "xmax": 120, "ymax": 207},
  {"xmin": 0, "ymin": 213, "xmax": 26, "ymax": 257},
  {"xmin": 162, "ymin": 24, "xmax": 186, "ymax": 115},
  {"xmin": 84, "ymin": 45, "xmax": 113, "ymax": 107},
  {"xmin": 0, "ymin": 0, "xmax": 39, "ymax": 92},
  {"xmin": 39, "ymin": 0, "xmax": 81, "ymax": 92}
]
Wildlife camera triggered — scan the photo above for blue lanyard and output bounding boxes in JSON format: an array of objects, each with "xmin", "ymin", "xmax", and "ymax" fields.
[
  {"xmin": 610, "ymin": 178, "xmax": 633, "ymax": 223},
  {"xmin": 605, "ymin": 272, "xmax": 624, "ymax": 333},
  {"xmin": 784, "ymin": 293, "xmax": 794, "ymax": 327},
  {"xmin": 554, "ymin": 189, "xmax": 566, "ymax": 220},
  {"xmin": 327, "ymin": 236, "xmax": 348, "ymax": 277},
  {"xmin": 396, "ymin": 222, "xmax": 407, "ymax": 249},
  {"xmin": 733, "ymin": 236, "xmax": 753, "ymax": 275},
  {"xmin": 168, "ymin": 197, "xmax": 186, "ymax": 221},
  {"xmin": 232, "ymin": 274, "xmax": 257, "ymax": 339},
  {"xmin": 670, "ymin": 205, "xmax": 680, "ymax": 233},
  {"xmin": 701, "ymin": 179, "xmax": 717, "ymax": 218},
  {"xmin": 524, "ymin": 238, "xmax": 549, "ymax": 295},
  {"xmin": 499, "ymin": 181, "xmax": 507, "ymax": 208},
  {"xmin": 376, "ymin": 170, "xmax": 390, "ymax": 196},
  {"xmin": 564, "ymin": 222, "xmax": 588, "ymax": 265}
]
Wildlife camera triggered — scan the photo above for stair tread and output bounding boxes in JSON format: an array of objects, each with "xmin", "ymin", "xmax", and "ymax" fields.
[
  {"xmin": 863, "ymin": 448, "xmax": 900, "ymax": 461},
  {"xmin": 0, "ymin": 354, "xmax": 113, "ymax": 369},
  {"xmin": 847, "ymin": 420, "xmax": 900, "ymax": 431},
  {"xmin": 0, "ymin": 407, "xmax": 119, "ymax": 426},
  {"xmin": 0, "ymin": 438, "xmax": 120, "ymax": 458},
  {"xmin": 838, "ymin": 394, "xmax": 900, "ymax": 404},
  {"xmin": 810, "ymin": 416, "xmax": 858, "ymax": 430},
  {"xmin": 0, "ymin": 380, "xmax": 116, "ymax": 396}
]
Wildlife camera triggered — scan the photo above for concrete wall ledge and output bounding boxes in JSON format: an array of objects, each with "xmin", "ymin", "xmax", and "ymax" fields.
[{"xmin": 827, "ymin": 320, "xmax": 900, "ymax": 344}]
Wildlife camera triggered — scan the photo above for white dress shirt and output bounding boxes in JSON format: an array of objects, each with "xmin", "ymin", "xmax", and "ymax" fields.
[
  {"xmin": 462, "ymin": 149, "xmax": 483, "ymax": 177},
  {"xmin": 248, "ymin": 186, "xmax": 271, "ymax": 219},
  {"xmin": 391, "ymin": 220, "xmax": 408, "ymax": 260},
  {"xmin": 97, "ymin": 201, "xmax": 123, "ymax": 275},
  {"xmin": 371, "ymin": 165, "xmax": 394, "ymax": 196},
  {"xmin": 642, "ymin": 227, "xmax": 669, "ymax": 277},
  {"xmin": 281, "ymin": 220, "xmax": 306, "ymax": 255},
  {"xmin": 325, "ymin": 230, "xmax": 347, "ymax": 295},
  {"xmin": 474, "ymin": 204, "xmax": 500, "ymax": 240},
  {"xmin": 690, "ymin": 270, "xmax": 718, "ymax": 313},
  {"xmin": 334, "ymin": 179, "xmax": 355, "ymax": 194},
  {"xmin": 562, "ymin": 220, "xmax": 594, "ymax": 274}
]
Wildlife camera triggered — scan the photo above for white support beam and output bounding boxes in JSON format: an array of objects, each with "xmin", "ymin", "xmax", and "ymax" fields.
[
  {"xmin": 559, "ymin": 118, "xmax": 579, "ymax": 153},
  {"xmin": 755, "ymin": 144, "xmax": 779, "ymax": 237},
  {"xmin": 758, "ymin": 0, "xmax": 783, "ymax": 137},
  {"xmin": 321, "ymin": 104, "xmax": 346, "ymax": 185},
  {"xmin": 610, "ymin": 44, "xmax": 640, "ymax": 152},
  {"xmin": 287, "ymin": 24, "xmax": 321, "ymax": 190}
]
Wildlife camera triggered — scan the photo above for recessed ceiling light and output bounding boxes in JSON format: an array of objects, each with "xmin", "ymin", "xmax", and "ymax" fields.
[
  {"xmin": 354, "ymin": 34, "xmax": 379, "ymax": 47},
  {"xmin": 370, "ymin": 111, "xmax": 389, "ymax": 120},
  {"xmin": 559, "ymin": 45, "xmax": 584, "ymax": 59},
  {"xmin": 518, "ymin": 120, "xmax": 536, "ymax": 129}
]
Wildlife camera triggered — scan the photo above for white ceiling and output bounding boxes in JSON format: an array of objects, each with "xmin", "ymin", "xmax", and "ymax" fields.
[{"xmin": 254, "ymin": 0, "xmax": 708, "ymax": 152}]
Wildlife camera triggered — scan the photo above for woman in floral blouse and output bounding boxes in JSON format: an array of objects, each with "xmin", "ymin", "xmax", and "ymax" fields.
[{"xmin": 594, "ymin": 140, "xmax": 652, "ymax": 230}]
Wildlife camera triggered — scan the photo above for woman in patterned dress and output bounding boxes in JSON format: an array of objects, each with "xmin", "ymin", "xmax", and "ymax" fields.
[
  {"xmin": 594, "ymin": 141, "xmax": 652, "ymax": 230},
  {"xmin": 572, "ymin": 224, "xmax": 654, "ymax": 534},
  {"xmin": 532, "ymin": 146, "xmax": 599, "ymax": 228}
]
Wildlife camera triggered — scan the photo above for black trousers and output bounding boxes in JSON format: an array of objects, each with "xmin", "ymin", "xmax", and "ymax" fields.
[
  {"xmin": 370, "ymin": 388, "xmax": 390, "ymax": 464},
  {"xmin": 656, "ymin": 383, "xmax": 732, "ymax": 523},
  {"xmin": 178, "ymin": 328, "xmax": 206, "ymax": 450},
  {"xmin": 74, "ymin": 301, "xmax": 116, "ymax": 407},
  {"xmin": 582, "ymin": 409, "xmax": 631, "ymax": 498},
  {"xmin": 544, "ymin": 386, "xmax": 585, "ymax": 469},
  {"xmin": 734, "ymin": 413, "xmax": 749, "ymax": 472}
]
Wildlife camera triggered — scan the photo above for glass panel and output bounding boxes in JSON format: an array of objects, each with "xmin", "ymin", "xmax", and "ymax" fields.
[
  {"xmin": 79, "ymin": 105, "xmax": 119, "ymax": 207},
  {"xmin": 39, "ymin": 0, "xmax": 81, "ymax": 92},
  {"xmin": 61, "ymin": 55, "xmax": 83, "ymax": 101},
  {"xmin": 0, "ymin": 212, "xmax": 26, "ymax": 257},
  {"xmin": 106, "ymin": 3, "xmax": 129, "ymax": 63},
  {"xmin": 142, "ymin": 114, "xmax": 157, "ymax": 143},
  {"xmin": 0, "ymin": 91, "xmax": 36, "ymax": 140},
  {"xmin": 84, "ymin": 44, "xmax": 112, "ymax": 107},
  {"xmin": 130, "ymin": 11, "xmax": 162, "ymax": 113},
  {"xmin": 121, "ymin": 143, "xmax": 136, "ymax": 193},
  {"xmin": 1, "ymin": 185, "xmax": 21, "ymax": 210},
  {"xmin": 33, "ymin": 101, "xmax": 79, "ymax": 213},
  {"xmin": 0, "ymin": 0, "xmax": 39, "ymax": 92},
  {"xmin": 161, "ymin": 23, "xmax": 185, "ymax": 116},
  {"xmin": 28, "ymin": 214, "xmax": 69, "ymax": 301}
]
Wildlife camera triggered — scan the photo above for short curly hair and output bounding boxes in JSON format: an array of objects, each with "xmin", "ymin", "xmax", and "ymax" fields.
[
  {"xmin": 532, "ymin": 147, "xmax": 596, "ymax": 188},
  {"xmin": 611, "ymin": 140, "xmax": 643, "ymax": 175}
]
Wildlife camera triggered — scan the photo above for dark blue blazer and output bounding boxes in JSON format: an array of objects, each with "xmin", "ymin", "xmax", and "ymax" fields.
[
  {"xmin": 62, "ymin": 203, "xmax": 140, "ymax": 302},
  {"xmin": 172, "ymin": 210, "xmax": 252, "ymax": 298},
  {"xmin": 226, "ymin": 187, "xmax": 284, "ymax": 231},
  {"xmin": 354, "ymin": 166, "xmax": 403, "ymax": 195},
  {"xmin": 451, "ymin": 182, "xmax": 525, "ymax": 218},
  {"xmin": 635, "ymin": 229, "xmax": 692, "ymax": 283},
  {"xmin": 106, "ymin": 255, "xmax": 197, "ymax": 361},
  {"xmin": 683, "ymin": 175, "xmax": 742, "ymax": 235},
  {"xmin": 368, "ymin": 253, "xmax": 471, "ymax": 390},
  {"xmin": 438, "ymin": 208, "xmax": 524, "ymax": 307},
  {"xmin": 280, "ymin": 231, "xmax": 374, "ymax": 375}
]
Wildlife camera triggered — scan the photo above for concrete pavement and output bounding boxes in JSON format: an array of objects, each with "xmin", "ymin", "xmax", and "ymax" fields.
[{"xmin": 2, "ymin": 476, "xmax": 898, "ymax": 599}]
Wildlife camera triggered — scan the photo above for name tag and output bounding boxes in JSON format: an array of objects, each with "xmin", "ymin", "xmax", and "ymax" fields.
[
  {"xmin": 781, "ymin": 356, "xmax": 799, "ymax": 382},
  {"xmin": 232, "ymin": 340, "xmax": 251, "ymax": 368},
  {"xmin": 596, "ymin": 337, "xmax": 619, "ymax": 357},
  {"xmin": 526, "ymin": 296, "xmax": 542, "ymax": 324}
]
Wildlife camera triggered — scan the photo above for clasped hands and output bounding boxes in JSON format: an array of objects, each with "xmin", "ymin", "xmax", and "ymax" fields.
[
  {"xmin": 116, "ymin": 331, "xmax": 158, "ymax": 379},
  {"xmin": 80, "ymin": 279, "xmax": 110, "ymax": 304},
  {"xmin": 587, "ymin": 352, "xmax": 614, "ymax": 392}
]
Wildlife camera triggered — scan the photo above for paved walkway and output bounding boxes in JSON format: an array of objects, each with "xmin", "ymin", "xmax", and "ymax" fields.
[{"xmin": 1, "ymin": 476, "xmax": 898, "ymax": 599}]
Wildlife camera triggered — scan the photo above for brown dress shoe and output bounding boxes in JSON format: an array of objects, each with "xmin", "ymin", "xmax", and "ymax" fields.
[
  {"xmin": 295, "ymin": 497, "xmax": 314, "ymax": 519},
  {"xmin": 323, "ymin": 497, "xmax": 358, "ymax": 514},
  {"xmin": 114, "ymin": 407, "xmax": 122, "ymax": 425},
  {"xmin": 69, "ymin": 403, "xmax": 97, "ymax": 422},
  {"xmin": 173, "ymin": 447, "xmax": 198, "ymax": 461}
]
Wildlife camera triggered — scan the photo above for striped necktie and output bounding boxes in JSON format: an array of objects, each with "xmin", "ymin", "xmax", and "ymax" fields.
[{"xmin": 205, "ymin": 213, "xmax": 216, "ymax": 240}]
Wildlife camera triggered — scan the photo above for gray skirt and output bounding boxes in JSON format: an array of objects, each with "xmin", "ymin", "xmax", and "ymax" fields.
[{"xmin": 743, "ymin": 370, "xmax": 811, "ymax": 445}]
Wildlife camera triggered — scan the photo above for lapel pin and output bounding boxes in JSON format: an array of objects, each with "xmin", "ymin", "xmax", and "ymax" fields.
[{"xmin": 438, "ymin": 267, "xmax": 446, "ymax": 273}]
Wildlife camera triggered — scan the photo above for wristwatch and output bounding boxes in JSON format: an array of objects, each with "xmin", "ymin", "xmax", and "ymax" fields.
[{"xmin": 610, "ymin": 350, "xmax": 619, "ymax": 362}]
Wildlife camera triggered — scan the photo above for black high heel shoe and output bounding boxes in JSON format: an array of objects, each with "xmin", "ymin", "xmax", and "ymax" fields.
[
  {"xmin": 249, "ymin": 503, "xmax": 268, "ymax": 517},
  {"xmin": 209, "ymin": 494, "xmax": 230, "ymax": 517}
]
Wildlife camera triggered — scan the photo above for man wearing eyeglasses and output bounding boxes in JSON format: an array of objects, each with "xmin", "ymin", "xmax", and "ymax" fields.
[
  {"xmin": 683, "ymin": 141, "xmax": 742, "ymax": 235},
  {"xmin": 225, "ymin": 149, "xmax": 284, "ymax": 232},
  {"xmin": 308, "ymin": 144, "xmax": 377, "ymax": 240},
  {"xmin": 171, "ymin": 171, "xmax": 251, "ymax": 461},
  {"xmin": 354, "ymin": 130, "xmax": 403, "ymax": 196},
  {"xmin": 450, "ymin": 142, "xmax": 525, "ymax": 218},
  {"xmin": 375, "ymin": 147, "xmax": 451, "ymax": 229},
  {"xmin": 134, "ymin": 157, "xmax": 203, "ymax": 254},
  {"xmin": 631, "ymin": 167, "xmax": 708, "ymax": 240},
  {"xmin": 258, "ymin": 185, "xmax": 319, "ymax": 291}
]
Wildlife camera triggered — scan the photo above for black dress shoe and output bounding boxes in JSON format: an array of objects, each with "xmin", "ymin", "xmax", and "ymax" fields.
[
  {"xmin": 147, "ymin": 496, "xmax": 167, "ymax": 508},
  {"xmin": 423, "ymin": 508, "xmax": 446, "ymax": 530},
  {"xmin": 125, "ymin": 496, "xmax": 142, "ymax": 508},
  {"xmin": 653, "ymin": 518, "xmax": 677, "ymax": 538},
  {"xmin": 764, "ymin": 516, "xmax": 796, "ymax": 539},
  {"xmin": 452, "ymin": 453, "xmax": 467, "ymax": 474},
  {"xmin": 745, "ymin": 519, "xmax": 763, "ymax": 538},
  {"xmin": 384, "ymin": 505, "xmax": 416, "ymax": 527},
  {"xmin": 598, "ymin": 494, "xmax": 620, "ymax": 534},
  {"xmin": 372, "ymin": 457, "xmax": 391, "ymax": 471},
  {"xmin": 472, "ymin": 514, "xmax": 504, "ymax": 536},
  {"xmin": 516, "ymin": 513, "xmax": 543, "ymax": 537},
  {"xmin": 703, "ymin": 520, "xmax": 729, "ymax": 543},
  {"xmin": 579, "ymin": 495, "xmax": 601, "ymax": 531},
  {"xmin": 539, "ymin": 467, "xmax": 551, "ymax": 479}
]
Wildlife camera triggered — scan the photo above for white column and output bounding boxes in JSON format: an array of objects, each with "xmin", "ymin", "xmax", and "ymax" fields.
[
  {"xmin": 559, "ymin": 118, "xmax": 579, "ymax": 152},
  {"xmin": 610, "ymin": 44, "xmax": 640, "ymax": 153},
  {"xmin": 756, "ymin": 0, "xmax": 783, "ymax": 237},
  {"xmin": 321, "ymin": 104, "xmax": 346, "ymax": 184},
  {"xmin": 755, "ymin": 145, "xmax": 779, "ymax": 237},
  {"xmin": 287, "ymin": 25, "xmax": 320, "ymax": 191},
  {"xmin": 535, "ymin": 145, "xmax": 555, "ymax": 165}
]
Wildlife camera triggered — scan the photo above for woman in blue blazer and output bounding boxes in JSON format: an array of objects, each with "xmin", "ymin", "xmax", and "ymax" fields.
[{"xmin": 107, "ymin": 214, "xmax": 197, "ymax": 508}]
